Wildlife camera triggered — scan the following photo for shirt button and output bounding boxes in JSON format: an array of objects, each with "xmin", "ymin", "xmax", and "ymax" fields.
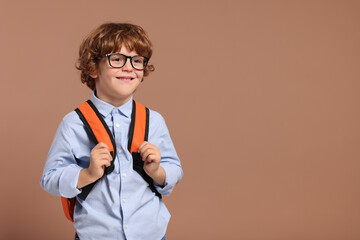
[
  {"xmin": 122, "ymin": 199, "xmax": 126, "ymax": 203},
  {"xmin": 115, "ymin": 123, "xmax": 120, "ymax": 128},
  {"xmin": 118, "ymin": 149, "xmax": 122, "ymax": 154},
  {"xmin": 124, "ymin": 224, "xmax": 128, "ymax": 229},
  {"xmin": 122, "ymin": 173, "xmax": 127, "ymax": 177}
]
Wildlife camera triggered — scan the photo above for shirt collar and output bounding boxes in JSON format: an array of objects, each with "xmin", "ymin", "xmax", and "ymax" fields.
[{"xmin": 90, "ymin": 92, "xmax": 133, "ymax": 118}]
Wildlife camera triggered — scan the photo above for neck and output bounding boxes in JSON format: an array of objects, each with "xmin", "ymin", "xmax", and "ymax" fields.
[{"xmin": 95, "ymin": 90, "xmax": 132, "ymax": 107}]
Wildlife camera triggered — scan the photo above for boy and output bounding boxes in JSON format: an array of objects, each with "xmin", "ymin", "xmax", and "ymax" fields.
[{"xmin": 40, "ymin": 23, "xmax": 183, "ymax": 240}]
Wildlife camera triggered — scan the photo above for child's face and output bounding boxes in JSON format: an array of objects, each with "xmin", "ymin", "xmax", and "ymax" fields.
[{"xmin": 92, "ymin": 46, "xmax": 144, "ymax": 107}]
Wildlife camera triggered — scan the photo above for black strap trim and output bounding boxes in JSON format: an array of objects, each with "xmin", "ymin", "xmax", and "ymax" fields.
[
  {"xmin": 144, "ymin": 107, "xmax": 149, "ymax": 142},
  {"xmin": 127, "ymin": 100, "xmax": 136, "ymax": 152},
  {"xmin": 75, "ymin": 109, "xmax": 97, "ymax": 145},
  {"xmin": 77, "ymin": 180, "xmax": 99, "ymax": 201}
]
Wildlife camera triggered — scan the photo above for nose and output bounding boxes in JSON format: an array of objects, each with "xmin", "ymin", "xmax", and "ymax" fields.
[{"xmin": 122, "ymin": 58, "xmax": 133, "ymax": 71}]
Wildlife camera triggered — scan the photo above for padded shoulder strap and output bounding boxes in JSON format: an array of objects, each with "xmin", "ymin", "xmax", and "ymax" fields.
[
  {"xmin": 76, "ymin": 100, "xmax": 116, "ymax": 200},
  {"xmin": 77, "ymin": 100, "xmax": 117, "ymax": 162},
  {"xmin": 128, "ymin": 100, "xmax": 161, "ymax": 198},
  {"xmin": 128, "ymin": 100, "xmax": 149, "ymax": 152}
]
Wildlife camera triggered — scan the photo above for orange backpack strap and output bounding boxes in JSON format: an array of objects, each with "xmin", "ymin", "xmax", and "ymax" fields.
[
  {"xmin": 76, "ymin": 100, "xmax": 117, "ymax": 169},
  {"xmin": 76, "ymin": 100, "xmax": 117, "ymax": 200},
  {"xmin": 128, "ymin": 100, "xmax": 161, "ymax": 198}
]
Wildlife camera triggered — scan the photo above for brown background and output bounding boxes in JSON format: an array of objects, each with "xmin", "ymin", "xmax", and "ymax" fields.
[{"xmin": 1, "ymin": 0, "xmax": 360, "ymax": 239}]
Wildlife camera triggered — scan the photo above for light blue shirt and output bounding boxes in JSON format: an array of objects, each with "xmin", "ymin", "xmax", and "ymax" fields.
[{"xmin": 41, "ymin": 93, "xmax": 183, "ymax": 240}]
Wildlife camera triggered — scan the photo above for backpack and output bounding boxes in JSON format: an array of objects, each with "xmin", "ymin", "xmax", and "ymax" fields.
[{"xmin": 61, "ymin": 99, "xmax": 161, "ymax": 222}]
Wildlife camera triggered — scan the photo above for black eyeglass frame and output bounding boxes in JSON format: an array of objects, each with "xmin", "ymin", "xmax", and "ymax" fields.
[{"xmin": 95, "ymin": 53, "xmax": 150, "ymax": 70}]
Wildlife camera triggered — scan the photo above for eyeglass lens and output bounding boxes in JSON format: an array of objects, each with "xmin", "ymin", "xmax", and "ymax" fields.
[{"xmin": 109, "ymin": 54, "xmax": 147, "ymax": 70}]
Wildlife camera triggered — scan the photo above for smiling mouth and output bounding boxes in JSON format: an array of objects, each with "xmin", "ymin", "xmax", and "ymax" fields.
[{"xmin": 116, "ymin": 77, "xmax": 134, "ymax": 81}]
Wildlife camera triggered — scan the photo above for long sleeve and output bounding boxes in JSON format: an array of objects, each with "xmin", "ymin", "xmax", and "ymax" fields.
[
  {"xmin": 149, "ymin": 111, "xmax": 183, "ymax": 196},
  {"xmin": 40, "ymin": 117, "xmax": 82, "ymax": 198}
]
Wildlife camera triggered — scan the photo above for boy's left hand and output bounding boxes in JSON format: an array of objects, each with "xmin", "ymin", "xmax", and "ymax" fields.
[
  {"xmin": 138, "ymin": 141, "xmax": 165, "ymax": 186},
  {"xmin": 138, "ymin": 141, "xmax": 161, "ymax": 174}
]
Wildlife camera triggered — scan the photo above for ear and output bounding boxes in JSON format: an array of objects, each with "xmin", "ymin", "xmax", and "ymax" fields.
[
  {"xmin": 89, "ymin": 65, "xmax": 98, "ymax": 79},
  {"xmin": 90, "ymin": 73, "xmax": 98, "ymax": 79}
]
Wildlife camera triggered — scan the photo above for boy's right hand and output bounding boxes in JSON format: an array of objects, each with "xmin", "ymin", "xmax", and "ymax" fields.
[
  {"xmin": 87, "ymin": 142, "xmax": 112, "ymax": 180},
  {"xmin": 77, "ymin": 142, "xmax": 112, "ymax": 189}
]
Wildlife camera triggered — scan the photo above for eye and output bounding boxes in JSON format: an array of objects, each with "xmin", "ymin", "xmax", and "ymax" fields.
[
  {"xmin": 110, "ymin": 56, "xmax": 121, "ymax": 61},
  {"xmin": 110, "ymin": 54, "xmax": 125, "ymax": 62},
  {"xmin": 133, "ymin": 59, "xmax": 143, "ymax": 64},
  {"xmin": 133, "ymin": 57, "xmax": 144, "ymax": 64}
]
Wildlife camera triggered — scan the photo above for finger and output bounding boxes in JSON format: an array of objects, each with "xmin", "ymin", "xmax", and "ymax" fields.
[
  {"xmin": 92, "ymin": 153, "xmax": 111, "ymax": 163},
  {"xmin": 99, "ymin": 148, "xmax": 112, "ymax": 157},
  {"xmin": 96, "ymin": 147, "xmax": 111, "ymax": 153},
  {"xmin": 98, "ymin": 160, "xmax": 110, "ymax": 169},
  {"xmin": 92, "ymin": 150, "xmax": 112, "ymax": 162},
  {"xmin": 92, "ymin": 145, "xmax": 109, "ymax": 156},
  {"xmin": 102, "ymin": 159, "xmax": 111, "ymax": 167},
  {"xmin": 138, "ymin": 141, "xmax": 149, "ymax": 153},
  {"xmin": 144, "ymin": 152, "xmax": 160, "ymax": 163},
  {"xmin": 98, "ymin": 152, "xmax": 112, "ymax": 161},
  {"xmin": 147, "ymin": 153, "xmax": 160, "ymax": 163},
  {"xmin": 139, "ymin": 144, "xmax": 156, "ymax": 157},
  {"xmin": 93, "ymin": 147, "xmax": 111, "ymax": 156},
  {"xmin": 140, "ymin": 148, "xmax": 154, "ymax": 160},
  {"xmin": 144, "ymin": 154, "xmax": 155, "ymax": 163},
  {"xmin": 96, "ymin": 142, "xmax": 110, "ymax": 150}
]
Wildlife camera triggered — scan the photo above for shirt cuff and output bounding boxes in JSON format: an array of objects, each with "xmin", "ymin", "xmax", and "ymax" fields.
[
  {"xmin": 59, "ymin": 164, "xmax": 82, "ymax": 198},
  {"xmin": 154, "ymin": 163, "xmax": 182, "ymax": 196}
]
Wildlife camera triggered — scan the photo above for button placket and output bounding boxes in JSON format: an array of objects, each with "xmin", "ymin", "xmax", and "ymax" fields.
[{"xmin": 111, "ymin": 110, "xmax": 122, "ymax": 173}]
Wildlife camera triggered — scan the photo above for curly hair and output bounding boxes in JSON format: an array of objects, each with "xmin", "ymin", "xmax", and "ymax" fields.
[{"xmin": 76, "ymin": 23, "xmax": 155, "ymax": 90}]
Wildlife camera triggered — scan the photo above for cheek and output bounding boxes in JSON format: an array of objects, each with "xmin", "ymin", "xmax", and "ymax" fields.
[
  {"xmin": 99, "ymin": 68, "xmax": 116, "ymax": 80},
  {"xmin": 136, "ymin": 70, "xmax": 144, "ymax": 80}
]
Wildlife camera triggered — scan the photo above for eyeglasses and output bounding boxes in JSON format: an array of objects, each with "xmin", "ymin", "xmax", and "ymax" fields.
[{"xmin": 96, "ymin": 53, "xmax": 149, "ymax": 70}]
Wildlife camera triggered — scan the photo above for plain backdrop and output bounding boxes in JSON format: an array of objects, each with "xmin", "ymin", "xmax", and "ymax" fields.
[{"xmin": 1, "ymin": 0, "xmax": 360, "ymax": 239}]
